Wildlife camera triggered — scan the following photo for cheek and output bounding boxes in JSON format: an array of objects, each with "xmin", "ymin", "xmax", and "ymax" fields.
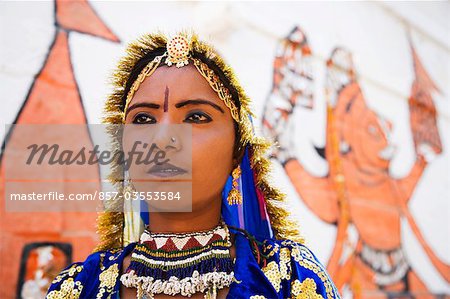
[{"xmin": 191, "ymin": 125, "xmax": 235, "ymax": 187}]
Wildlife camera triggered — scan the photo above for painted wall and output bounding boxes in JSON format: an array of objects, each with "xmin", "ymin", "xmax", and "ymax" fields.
[{"xmin": 0, "ymin": 1, "xmax": 448, "ymax": 298}]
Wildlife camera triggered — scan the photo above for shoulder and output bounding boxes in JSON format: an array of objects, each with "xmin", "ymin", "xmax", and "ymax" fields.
[
  {"xmin": 46, "ymin": 243, "xmax": 136, "ymax": 299},
  {"xmin": 256, "ymin": 237, "xmax": 341, "ymax": 299}
]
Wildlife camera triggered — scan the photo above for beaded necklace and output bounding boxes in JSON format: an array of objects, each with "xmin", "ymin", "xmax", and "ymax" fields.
[{"xmin": 120, "ymin": 221, "xmax": 235, "ymax": 299}]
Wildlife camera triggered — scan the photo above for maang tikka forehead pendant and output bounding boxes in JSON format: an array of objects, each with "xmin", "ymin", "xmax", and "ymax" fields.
[{"xmin": 165, "ymin": 35, "xmax": 191, "ymax": 67}]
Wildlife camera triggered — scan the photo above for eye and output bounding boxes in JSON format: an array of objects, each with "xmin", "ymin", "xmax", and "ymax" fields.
[
  {"xmin": 368, "ymin": 124, "xmax": 377, "ymax": 135},
  {"xmin": 132, "ymin": 113, "xmax": 156, "ymax": 124},
  {"xmin": 184, "ymin": 111, "xmax": 212, "ymax": 124}
]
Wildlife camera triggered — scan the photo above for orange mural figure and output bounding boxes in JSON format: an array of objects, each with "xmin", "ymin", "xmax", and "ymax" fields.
[
  {"xmin": 262, "ymin": 27, "xmax": 449, "ymax": 298},
  {"xmin": 0, "ymin": 1, "xmax": 119, "ymax": 297}
]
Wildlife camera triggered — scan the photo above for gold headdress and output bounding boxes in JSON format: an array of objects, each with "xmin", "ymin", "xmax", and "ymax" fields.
[
  {"xmin": 122, "ymin": 32, "xmax": 239, "ymax": 123},
  {"xmin": 96, "ymin": 30, "xmax": 302, "ymax": 251}
]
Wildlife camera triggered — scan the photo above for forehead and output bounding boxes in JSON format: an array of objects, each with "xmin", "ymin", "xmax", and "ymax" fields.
[{"xmin": 130, "ymin": 64, "xmax": 222, "ymax": 105}]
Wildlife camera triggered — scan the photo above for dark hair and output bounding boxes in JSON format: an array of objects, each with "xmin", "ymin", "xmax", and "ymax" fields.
[{"xmin": 121, "ymin": 48, "xmax": 244, "ymax": 165}]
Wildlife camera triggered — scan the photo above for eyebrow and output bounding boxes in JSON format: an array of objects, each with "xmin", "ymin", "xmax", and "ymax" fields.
[
  {"xmin": 125, "ymin": 99, "xmax": 225, "ymax": 118},
  {"xmin": 125, "ymin": 102, "xmax": 160, "ymax": 118},
  {"xmin": 175, "ymin": 99, "xmax": 224, "ymax": 113}
]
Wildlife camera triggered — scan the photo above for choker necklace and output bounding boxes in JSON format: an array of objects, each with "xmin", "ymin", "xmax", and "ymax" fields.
[{"xmin": 120, "ymin": 221, "xmax": 235, "ymax": 299}]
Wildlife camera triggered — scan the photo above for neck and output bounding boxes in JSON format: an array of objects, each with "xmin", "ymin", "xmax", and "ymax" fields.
[{"xmin": 147, "ymin": 196, "xmax": 222, "ymax": 234}]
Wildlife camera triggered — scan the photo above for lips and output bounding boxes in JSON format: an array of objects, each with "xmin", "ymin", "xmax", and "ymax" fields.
[{"xmin": 147, "ymin": 162, "xmax": 188, "ymax": 177}]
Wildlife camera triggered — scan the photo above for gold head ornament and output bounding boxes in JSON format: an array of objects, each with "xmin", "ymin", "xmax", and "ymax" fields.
[{"xmin": 122, "ymin": 33, "xmax": 239, "ymax": 123}]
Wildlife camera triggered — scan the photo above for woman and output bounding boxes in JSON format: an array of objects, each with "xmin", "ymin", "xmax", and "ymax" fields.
[{"xmin": 46, "ymin": 31, "xmax": 340, "ymax": 299}]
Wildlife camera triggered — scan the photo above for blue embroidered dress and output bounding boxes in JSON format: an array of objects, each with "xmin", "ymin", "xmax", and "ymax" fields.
[{"xmin": 46, "ymin": 229, "xmax": 340, "ymax": 299}]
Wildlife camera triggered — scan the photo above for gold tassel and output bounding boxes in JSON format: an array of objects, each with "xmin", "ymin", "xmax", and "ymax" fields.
[{"xmin": 227, "ymin": 165, "xmax": 242, "ymax": 205}]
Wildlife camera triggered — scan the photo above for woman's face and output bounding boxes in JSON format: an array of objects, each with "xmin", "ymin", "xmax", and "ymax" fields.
[{"xmin": 122, "ymin": 64, "xmax": 236, "ymax": 212}]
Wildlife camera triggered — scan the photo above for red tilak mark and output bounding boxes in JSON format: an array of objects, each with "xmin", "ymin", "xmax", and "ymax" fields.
[{"xmin": 164, "ymin": 85, "xmax": 169, "ymax": 112}]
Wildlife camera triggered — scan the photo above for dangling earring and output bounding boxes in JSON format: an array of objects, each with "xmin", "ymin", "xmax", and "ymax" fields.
[
  {"xmin": 123, "ymin": 170, "xmax": 141, "ymax": 245},
  {"xmin": 227, "ymin": 165, "xmax": 242, "ymax": 205},
  {"xmin": 123, "ymin": 170, "xmax": 136, "ymax": 200}
]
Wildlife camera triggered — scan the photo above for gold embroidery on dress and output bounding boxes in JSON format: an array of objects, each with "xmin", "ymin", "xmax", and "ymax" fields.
[
  {"xmin": 97, "ymin": 263, "xmax": 119, "ymax": 299},
  {"xmin": 99, "ymin": 252, "xmax": 106, "ymax": 270},
  {"xmin": 280, "ymin": 247, "xmax": 292, "ymax": 280},
  {"xmin": 261, "ymin": 261, "xmax": 282, "ymax": 292},
  {"xmin": 290, "ymin": 244, "xmax": 336, "ymax": 299},
  {"xmin": 260, "ymin": 243, "xmax": 290, "ymax": 293},
  {"xmin": 263, "ymin": 241, "xmax": 280, "ymax": 258},
  {"xmin": 260, "ymin": 241, "xmax": 338, "ymax": 299},
  {"xmin": 46, "ymin": 264, "xmax": 84, "ymax": 299},
  {"xmin": 291, "ymin": 278, "xmax": 324, "ymax": 299}
]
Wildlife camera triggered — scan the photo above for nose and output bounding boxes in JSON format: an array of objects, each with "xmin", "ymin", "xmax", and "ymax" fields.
[{"xmin": 151, "ymin": 122, "xmax": 182, "ymax": 153}]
